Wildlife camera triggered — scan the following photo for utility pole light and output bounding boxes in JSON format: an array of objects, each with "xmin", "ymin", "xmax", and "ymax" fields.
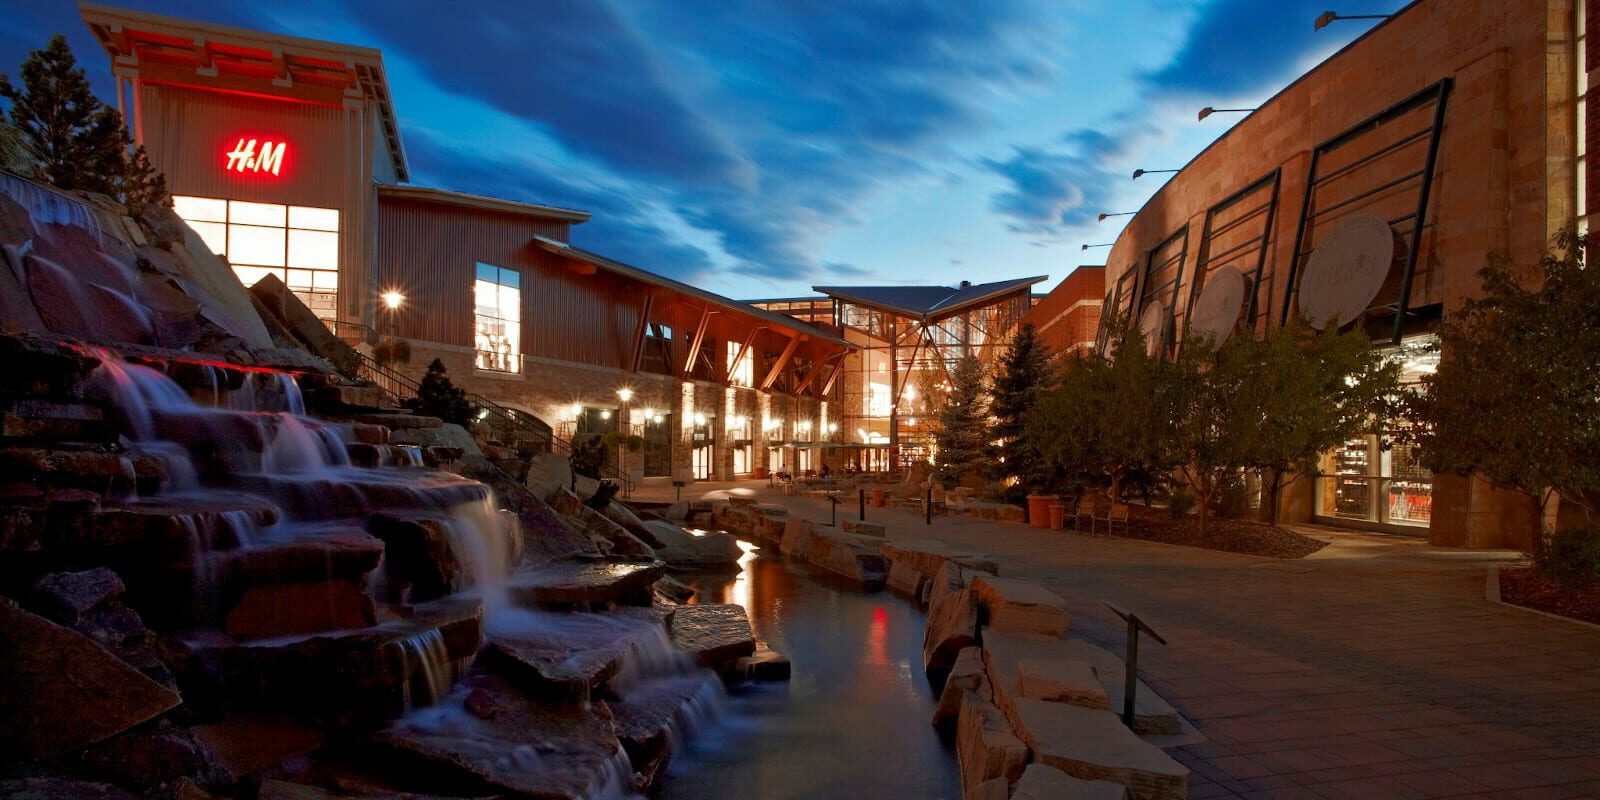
[
  {"xmin": 1314, "ymin": 10, "xmax": 1392, "ymax": 31},
  {"xmin": 1198, "ymin": 106, "xmax": 1256, "ymax": 121},
  {"xmin": 1132, "ymin": 168, "xmax": 1179, "ymax": 180}
]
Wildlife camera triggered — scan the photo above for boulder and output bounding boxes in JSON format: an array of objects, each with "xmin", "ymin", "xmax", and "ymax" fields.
[
  {"xmin": 970, "ymin": 574, "xmax": 1070, "ymax": 637},
  {"xmin": 507, "ymin": 560, "xmax": 664, "ymax": 608},
  {"xmin": 191, "ymin": 715, "xmax": 326, "ymax": 778},
  {"xmin": 610, "ymin": 670, "xmax": 721, "ymax": 789},
  {"xmin": 779, "ymin": 517, "xmax": 815, "ymax": 558},
  {"xmin": 374, "ymin": 671, "xmax": 632, "ymax": 800},
  {"xmin": 886, "ymin": 560, "xmax": 928, "ymax": 604},
  {"xmin": 803, "ymin": 528, "xmax": 888, "ymax": 588},
  {"xmin": 224, "ymin": 580, "xmax": 377, "ymax": 640},
  {"xmin": 1008, "ymin": 700, "xmax": 1187, "ymax": 800},
  {"xmin": 970, "ymin": 778, "xmax": 1010, "ymax": 800},
  {"xmin": 366, "ymin": 512, "xmax": 467, "ymax": 602},
  {"xmin": 645, "ymin": 520, "xmax": 743, "ymax": 568},
  {"xmin": 733, "ymin": 641, "xmax": 792, "ymax": 682},
  {"xmin": 1013, "ymin": 763, "xmax": 1131, "ymax": 800},
  {"xmin": 460, "ymin": 458, "xmax": 595, "ymax": 563},
  {"xmin": 257, "ymin": 779, "xmax": 479, "ymax": 799},
  {"xmin": 523, "ymin": 452, "xmax": 573, "ymax": 502},
  {"xmin": 482, "ymin": 609, "xmax": 671, "ymax": 699},
  {"xmin": 603, "ymin": 502, "xmax": 663, "ymax": 547},
  {"xmin": 550, "ymin": 487, "xmax": 655, "ymax": 558},
  {"xmin": 931, "ymin": 646, "xmax": 991, "ymax": 730},
  {"xmin": 922, "ymin": 588, "xmax": 977, "ymax": 687},
  {"xmin": 78, "ymin": 718, "xmax": 228, "ymax": 789},
  {"xmin": 0, "ymin": 598, "xmax": 181, "ymax": 761},
  {"xmin": 670, "ymin": 603, "xmax": 756, "ymax": 671},
  {"xmin": 664, "ymin": 501, "xmax": 690, "ymax": 522},
  {"xmin": 1052, "ymin": 638, "xmax": 1181, "ymax": 735},
  {"xmin": 653, "ymin": 574, "xmax": 696, "ymax": 604},
  {"xmin": 27, "ymin": 567, "xmax": 125, "ymax": 625},
  {"xmin": 955, "ymin": 692, "xmax": 1029, "ymax": 797}
]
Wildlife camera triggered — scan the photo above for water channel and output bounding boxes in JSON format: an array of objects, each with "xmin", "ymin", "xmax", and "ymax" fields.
[{"xmin": 661, "ymin": 541, "xmax": 960, "ymax": 800}]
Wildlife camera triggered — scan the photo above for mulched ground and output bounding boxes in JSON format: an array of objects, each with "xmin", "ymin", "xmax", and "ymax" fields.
[
  {"xmin": 1106, "ymin": 508, "xmax": 1329, "ymax": 559},
  {"xmin": 1498, "ymin": 566, "xmax": 1600, "ymax": 626}
]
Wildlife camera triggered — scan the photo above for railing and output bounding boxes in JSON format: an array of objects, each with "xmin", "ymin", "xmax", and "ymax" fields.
[{"xmin": 349, "ymin": 350, "xmax": 635, "ymax": 497}]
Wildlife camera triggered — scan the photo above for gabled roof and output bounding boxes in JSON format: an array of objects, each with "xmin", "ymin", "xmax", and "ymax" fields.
[
  {"xmin": 377, "ymin": 184, "xmax": 590, "ymax": 223},
  {"xmin": 813, "ymin": 276, "xmax": 1047, "ymax": 322},
  {"xmin": 79, "ymin": 2, "xmax": 410, "ymax": 180},
  {"xmin": 531, "ymin": 236, "xmax": 851, "ymax": 348}
]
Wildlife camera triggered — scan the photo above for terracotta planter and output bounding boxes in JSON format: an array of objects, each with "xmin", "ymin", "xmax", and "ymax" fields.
[
  {"xmin": 871, "ymin": 488, "xmax": 885, "ymax": 507},
  {"xmin": 1026, "ymin": 494, "xmax": 1058, "ymax": 529},
  {"xmin": 1048, "ymin": 503, "xmax": 1066, "ymax": 531}
]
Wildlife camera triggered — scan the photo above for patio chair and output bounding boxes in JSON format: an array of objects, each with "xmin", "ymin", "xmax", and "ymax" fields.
[
  {"xmin": 1070, "ymin": 498, "xmax": 1096, "ymax": 532},
  {"xmin": 1095, "ymin": 502, "xmax": 1131, "ymax": 535}
]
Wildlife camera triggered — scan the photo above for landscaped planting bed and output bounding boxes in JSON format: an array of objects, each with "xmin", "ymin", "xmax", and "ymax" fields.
[
  {"xmin": 1498, "ymin": 567, "xmax": 1600, "ymax": 626},
  {"xmin": 1107, "ymin": 508, "xmax": 1329, "ymax": 559}
]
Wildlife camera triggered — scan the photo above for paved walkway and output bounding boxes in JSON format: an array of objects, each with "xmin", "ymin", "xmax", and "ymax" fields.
[{"xmin": 636, "ymin": 480, "xmax": 1600, "ymax": 799}]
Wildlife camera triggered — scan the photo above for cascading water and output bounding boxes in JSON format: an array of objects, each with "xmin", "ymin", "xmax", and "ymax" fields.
[
  {"xmin": 0, "ymin": 171, "xmax": 104, "ymax": 242},
  {"xmin": 400, "ymin": 628, "xmax": 455, "ymax": 711}
]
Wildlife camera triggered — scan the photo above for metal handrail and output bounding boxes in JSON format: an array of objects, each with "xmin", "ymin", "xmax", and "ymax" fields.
[
  {"xmin": 348, "ymin": 351, "xmax": 634, "ymax": 496},
  {"xmin": 1103, "ymin": 602, "xmax": 1167, "ymax": 730}
]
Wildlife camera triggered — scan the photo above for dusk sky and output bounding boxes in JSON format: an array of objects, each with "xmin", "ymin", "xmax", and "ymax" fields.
[{"xmin": 1, "ymin": 0, "xmax": 1405, "ymax": 299}]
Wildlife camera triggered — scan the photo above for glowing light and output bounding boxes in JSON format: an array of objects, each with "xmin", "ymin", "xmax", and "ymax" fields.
[
  {"xmin": 600, "ymin": 410, "xmax": 612, "ymax": 420},
  {"xmin": 381, "ymin": 290, "xmax": 405, "ymax": 310},
  {"xmin": 616, "ymin": 387, "xmax": 634, "ymax": 403},
  {"xmin": 694, "ymin": 412, "xmax": 708, "ymax": 426},
  {"xmin": 653, "ymin": 415, "xmax": 665, "ymax": 424},
  {"xmin": 641, "ymin": 408, "xmax": 655, "ymax": 419},
  {"xmin": 570, "ymin": 403, "xmax": 583, "ymax": 420},
  {"xmin": 224, "ymin": 137, "xmax": 286, "ymax": 176}
]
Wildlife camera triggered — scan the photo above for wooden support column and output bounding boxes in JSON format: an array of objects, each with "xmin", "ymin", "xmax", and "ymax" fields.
[
  {"xmin": 682, "ymin": 306, "xmax": 712, "ymax": 378},
  {"xmin": 820, "ymin": 352, "xmax": 850, "ymax": 396},
  {"xmin": 729, "ymin": 326, "xmax": 763, "ymax": 385},
  {"xmin": 795, "ymin": 351, "xmax": 836, "ymax": 395},
  {"xmin": 760, "ymin": 334, "xmax": 803, "ymax": 392},
  {"xmin": 628, "ymin": 293, "xmax": 655, "ymax": 373}
]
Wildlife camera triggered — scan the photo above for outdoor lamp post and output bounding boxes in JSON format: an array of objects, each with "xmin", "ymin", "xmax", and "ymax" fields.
[
  {"xmin": 1131, "ymin": 168, "xmax": 1179, "ymax": 180},
  {"xmin": 1314, "ymin": 11, "xmax": 1392, "ymax": 31},
  {"xmin": 1098, "ymin": 212, "xmax": 1135, "ymax": 222},
  {"xmin": 1082, "ymin": 243, "xmax": 1114, "ymax": 251},
  {"xmin": 615, "ymin": 387, "xmax": 633, "ymax": 479},
  {"xmin": 1197, "ymin": 106, "xmax": 1256, "ymax": 121},
  {"xmin": 381, "ymin": 290, "xmax": 405, "ymax": 338}
]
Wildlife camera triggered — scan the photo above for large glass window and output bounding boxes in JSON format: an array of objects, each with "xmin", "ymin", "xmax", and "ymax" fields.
[
  {"xmin": 1579, "ymin": 2, "xmax": 1590, "ymax": 234},
  {"xmin": 643, "ymin": 411, "xmax": 673, "ymax": 478},
  {"xmin": 173, "ymin": 195, "xmax": 340, "ymax": 323},
  {"xmin": 728, "ymin": 414, "xmax": 752, "ymax": 474},
  {"xmin": 1314, "ymin": 336, "xmax": 1439, "ymax": 530},
  {"xmin": 727, "ymin": 341, "xmax": 753, "ymax": 387},
  {"xmin": 474, "ymin": 262, "xmax": 522, "ymax": 373}
]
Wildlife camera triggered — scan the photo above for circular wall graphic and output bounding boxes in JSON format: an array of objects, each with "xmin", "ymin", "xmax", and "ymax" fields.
[
  {"xmin": 1298, "ymin": 213, "xmax": 1397, "ymax": 330},
  {"xmin": 1188, "ymin": 265, "xmax": 1246, "ymax": 346}
]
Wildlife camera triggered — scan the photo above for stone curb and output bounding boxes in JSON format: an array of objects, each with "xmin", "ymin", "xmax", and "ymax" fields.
[{"xmin": 1485, "ymin": 565, "xmax": 1600, "ymax": 633}]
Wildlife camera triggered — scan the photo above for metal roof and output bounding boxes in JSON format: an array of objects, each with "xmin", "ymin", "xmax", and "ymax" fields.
[
  {"xmin": 530, "ymin": 236, "xmax": 852, "ymax": 348},
  {"xmin": 812, "ymin": 276, "xmax": 1047, "ymax": 321},
  {"xmin": 377, "ymin": 184, "xmax": 590, "ymax": 223}
]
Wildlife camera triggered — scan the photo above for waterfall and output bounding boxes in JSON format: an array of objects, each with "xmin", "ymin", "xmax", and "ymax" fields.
[
  {"xmin": 0, "ymin": 171, "xmax": 103, "ymax": 242},
  {"xmin": 399, "ymin": 628, "xmax": 455, "ymax": 712}
]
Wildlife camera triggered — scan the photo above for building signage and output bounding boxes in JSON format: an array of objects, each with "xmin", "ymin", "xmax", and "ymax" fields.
[
  {"xmin": 1137, "ymin": 301, "xmax": 1167, "ymax": 356},
  {"xmin": 1298, "ymin": 213, "xmax": 1396, "ymax": 330},
  {"xmin": 1188, "ymin": 266, "xmax": 1246, "ymax": 345},
  {"xmin": 224, "ymin": 137, "xmax": 287, "ymax": 176}
]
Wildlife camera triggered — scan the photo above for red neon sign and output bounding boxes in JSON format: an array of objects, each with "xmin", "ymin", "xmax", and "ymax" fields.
[{"xmin": 224, "ymin": 137, "xmax": 287, "ymax": 176}]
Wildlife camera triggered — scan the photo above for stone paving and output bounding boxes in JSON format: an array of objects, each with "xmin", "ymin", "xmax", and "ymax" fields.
[{"xmin": 635, "ymin": 480, "xmax": 1600, "ymax": 799}]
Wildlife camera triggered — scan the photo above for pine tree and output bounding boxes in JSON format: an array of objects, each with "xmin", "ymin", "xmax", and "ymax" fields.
[
  {"xmin": 987, "ymin": 322, "xmax": 1055, "ymax": 490},
  {"xmin": 0, "ymin": 35, "xmax": 168, "ymax": 211},
  {"xmin": 933, "ymin": 355, "xmax": 989, "ymax": 483},
  {"xmin": 408, "ymin": 359, "xmax": 476, "ymax": 426},
  {"xmin": 0, "ymin": 119, "xmax": 36, "ymax": 173}
]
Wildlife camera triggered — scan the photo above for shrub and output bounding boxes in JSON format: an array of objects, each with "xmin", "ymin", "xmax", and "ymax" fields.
[
  {"xmin": 407, "ymin": 359, "xmax": 474, "ymax": 426},
  {"xmin": 1217, "ymin": 476, "xmax": 1251, "ymax": 519},
  {"xmin": 1167, "ymin": 487, "xmax": 1197, "ymax": 519},
  {"xmin": 569, "ymin": 434, "xmax": 607, "ymax": 479},
  {"xmin": 1534, "ymin": 526, "xmax": 1600, "ymax": 583}
]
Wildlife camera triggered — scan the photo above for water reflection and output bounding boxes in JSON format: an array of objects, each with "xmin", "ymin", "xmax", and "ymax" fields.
[{"xmin": 663, "ymin": 545, "xmax": 958, "ymax": 800}]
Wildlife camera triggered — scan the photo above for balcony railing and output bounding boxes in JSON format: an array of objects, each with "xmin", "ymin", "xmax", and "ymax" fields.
[{"xmin": 475, "ymin": 350, "xmax": 523, "ymax": 374}]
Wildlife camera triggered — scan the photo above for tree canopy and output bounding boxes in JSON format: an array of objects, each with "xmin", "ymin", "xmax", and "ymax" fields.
[
  {"xmin": 0, "ymin": 35, "xmax": 168, "ymax": 212},
  {"xmin": 933, "ymin": 354, "xmax": 989, "ymax": 483},
  {"xmin": 987, "ymin": 322, "xmax": 1055, "ymax": 491}
]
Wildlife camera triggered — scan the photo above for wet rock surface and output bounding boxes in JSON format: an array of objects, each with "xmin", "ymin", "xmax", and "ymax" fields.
[
  {"xmin": 668, "ymin": 603, "xmax": 756, "ymax": 671},
  {"xmin": 0, "ymin": 597, "xmax": 181, "ymax": 761},
  {"xmin": 373, "ymin": 671, "xmax": 632, "ymax": 800},
  {"xmin": 507, "ymin": 559, "xmax": 664, "ymax": 608}
]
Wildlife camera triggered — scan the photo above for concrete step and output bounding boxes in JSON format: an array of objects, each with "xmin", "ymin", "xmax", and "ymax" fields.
[{"xmin": 1008, "ymin": 700, "xmax": 1187, "ymax": 800}]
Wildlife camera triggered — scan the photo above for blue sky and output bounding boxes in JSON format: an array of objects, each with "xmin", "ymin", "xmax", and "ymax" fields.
[{"xmin": 1, "ymin": 0, "xmax": 1404, "ymax": 299}]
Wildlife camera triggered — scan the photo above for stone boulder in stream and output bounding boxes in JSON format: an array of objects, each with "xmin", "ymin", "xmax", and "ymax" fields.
[{"xmin": 643, "ymin": 520, "xmax": 743, "ymax": 568}]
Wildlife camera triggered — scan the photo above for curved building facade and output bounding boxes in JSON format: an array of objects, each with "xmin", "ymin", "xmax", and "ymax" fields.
[{"xmin": 1091, "ymin": 0, "xmax": 1579, "ymax": 547}]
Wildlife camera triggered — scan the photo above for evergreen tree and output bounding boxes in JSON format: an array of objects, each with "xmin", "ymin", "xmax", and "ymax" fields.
[
  {"xmin": 0, "ymin": 119, "xmax": 36, "ymax": 173},
  {"xmin": 0, "ymin": 35, "xmax": 168, "ymax": 211},
  {"xmin": 408, "ymin": 359, "xmax": 476, "ymax": 426},
  {"xmin": 987, "ymin": 322, "xmax": 1055, "ymax": 491},
  {"xmin": 933, "ymin": 355, "xmax": 989, "ymax": 483}
]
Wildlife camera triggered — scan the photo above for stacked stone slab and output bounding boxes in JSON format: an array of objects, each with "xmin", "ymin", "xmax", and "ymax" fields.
[{"xmin": 909, "ymin": 564, "xmax": 1187, "ymax": 799}]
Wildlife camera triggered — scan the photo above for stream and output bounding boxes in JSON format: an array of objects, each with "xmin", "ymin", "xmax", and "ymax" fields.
[{"xmin": 660, "ymin": 542, "xmax": 960, "ymax": 800}]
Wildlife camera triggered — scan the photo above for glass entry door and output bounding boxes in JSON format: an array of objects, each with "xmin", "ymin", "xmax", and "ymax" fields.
[{"xmin": 692, "ymin": 415, "xmax": 715, "ymax": 481}]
